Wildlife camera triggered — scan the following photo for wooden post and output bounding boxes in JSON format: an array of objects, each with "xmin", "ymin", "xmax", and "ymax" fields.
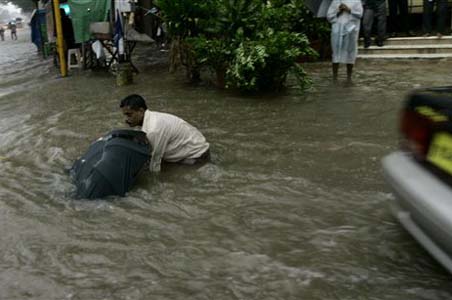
[{"xmin": 53, "ymin": 0, "xmax": 67, "ymax": 77}]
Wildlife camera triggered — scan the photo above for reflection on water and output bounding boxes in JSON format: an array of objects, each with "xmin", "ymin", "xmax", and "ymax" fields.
[{"xmin": 1, "ymin": 29, "xmax": 452, "ymax": 299}]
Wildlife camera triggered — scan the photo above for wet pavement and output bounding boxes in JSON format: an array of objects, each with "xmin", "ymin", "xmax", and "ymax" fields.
[{"xmin": 1, "ymin": 28, "xmax": 452, "ymax": 300}]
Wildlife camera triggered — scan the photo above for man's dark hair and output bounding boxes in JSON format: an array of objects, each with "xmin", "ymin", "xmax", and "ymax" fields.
[{"xmin": 120, "ymin": 94, "xmax": 148, "ymax": 110}]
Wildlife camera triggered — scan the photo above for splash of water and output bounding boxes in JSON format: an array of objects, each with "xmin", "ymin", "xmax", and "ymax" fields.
[{"xmin": 0, "ymin": 2, "xmax": 24, "ymax": 24}]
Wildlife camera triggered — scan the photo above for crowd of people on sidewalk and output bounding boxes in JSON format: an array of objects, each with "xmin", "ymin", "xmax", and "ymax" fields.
[
  {"xmin": 0, "ymin": 23, "xmax": 17, "ymax": 41},
  {"xmin": 361, "ymin": 0, "xmax": 448, "ymax": 48},
  {"xmin": 326, "ymin": 0, "xmax": 450, "ymax": 83}
]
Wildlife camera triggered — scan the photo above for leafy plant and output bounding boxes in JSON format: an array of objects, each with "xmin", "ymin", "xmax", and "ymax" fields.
[
  {"xmin": 156, "ymin": 0, "xmax": 320, "ymax": 92},
  {"xmin": 226, "ymin": 30, "xmax": 314, "ymax": 92},
  {"xmin": 187, "ymin": 36, "xmax": 233, "ymax": 72}
]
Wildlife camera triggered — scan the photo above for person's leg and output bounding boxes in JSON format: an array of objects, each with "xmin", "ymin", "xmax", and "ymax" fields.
[
  {"xmin": 180, "ymin": 149, "xmax": 211, "ymax": 165},
  {"xmin": 399, "ymin": 0, "xmax": 409, "ymax": 34},
  {"xmin": 376, "ymin": 1, "xmax": 387, "ymax": 46},
  {"xmin": 423, "ymin": 0, "xmax": 434, "ymax": 35},
  {"xmin": 362, "ymin": 8, "xmax": 374, "ymax": 47},
  {"xmin": 436, "ymin": 0, "xmax": 448, "ymax": 36},
  {"xmin": 332, "ymin": 63, "xmax": 339, "ymax": 82},
  {"xmin": 346, "ymin": 64, "xmax": 354, "ymax": 83},
  {"xmin": 388, "ymin": 0, "xmax": 398, "ymax": 34}
]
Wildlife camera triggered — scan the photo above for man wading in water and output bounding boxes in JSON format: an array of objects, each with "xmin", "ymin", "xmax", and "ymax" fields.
[
  {"xmin": 120, "ymin": 94, "xmax": 210, "ymax": 172},
  {"xmin": 10, "ymin": 22, "xmax": 17, "ymax": 40}
]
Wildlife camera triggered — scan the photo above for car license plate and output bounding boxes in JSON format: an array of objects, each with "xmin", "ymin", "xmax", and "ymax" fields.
[{"xmin": 427, "ymin": 132, "xmax": 452, "ymax": 174}]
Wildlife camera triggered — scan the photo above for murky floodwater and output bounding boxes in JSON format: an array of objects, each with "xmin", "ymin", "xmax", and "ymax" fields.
[{"xmin": 1, "ymin": 29, "xmax": 452, "ymax": 300}]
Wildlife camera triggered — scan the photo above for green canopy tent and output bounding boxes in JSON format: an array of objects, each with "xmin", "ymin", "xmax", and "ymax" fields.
[{"xmin": 68, "ymin": 0, "xmax": 111, "ymax": 43}]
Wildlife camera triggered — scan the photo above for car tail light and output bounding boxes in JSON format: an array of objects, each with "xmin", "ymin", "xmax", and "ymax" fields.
[{"xmin": 400, "ymin": 109, "xmax": 434, "ymax": 159}]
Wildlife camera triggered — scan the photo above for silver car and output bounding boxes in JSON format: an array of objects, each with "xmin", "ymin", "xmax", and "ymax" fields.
[{"xmin": 382, "ymin": 87, "xmax": 452, "ymax": 274}]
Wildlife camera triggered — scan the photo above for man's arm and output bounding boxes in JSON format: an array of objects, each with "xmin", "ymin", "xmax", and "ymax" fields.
[
  {"xmin": 147, "ymin": 128, "xmax": 170, "ymax": 172},
  {"xmin": 349, "ymin": 0, "xmax": 364, "ymax": 19},
  {"xmin": 327, "ymin": 0, "xmax": 340, "ymax": 22}
]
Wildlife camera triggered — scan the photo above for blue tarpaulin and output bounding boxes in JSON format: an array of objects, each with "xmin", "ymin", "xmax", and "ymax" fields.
[{"xmin": 30, "ymin": 9, "xmax": 47, "ymax": 50}]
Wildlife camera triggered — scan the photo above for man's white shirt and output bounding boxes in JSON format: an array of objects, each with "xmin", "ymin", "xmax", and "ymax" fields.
[{"xmin": 141, "ymin": 110, "xmax": 209, "ymax": 172}]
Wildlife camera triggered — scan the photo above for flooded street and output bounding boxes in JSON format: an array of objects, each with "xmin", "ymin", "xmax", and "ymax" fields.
[{"xmin": 1, "ymin": 28, "xmax": 452, "ymax": 299}]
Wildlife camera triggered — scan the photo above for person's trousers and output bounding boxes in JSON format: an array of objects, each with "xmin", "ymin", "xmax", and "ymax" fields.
[
  {"xmin": 423, "ymin": 0, "xmax": 448, "ymax": 34},
  {"xmin": 179, "ymin": 149, "xmax": 211, "ymax": 165},
  {"xmin": 363, "ymin": 2, "xmax": 387, "ymax": 42},
  {"xmin": 388, "ymin": 0, "xmax": 408, "ymax": 33}
]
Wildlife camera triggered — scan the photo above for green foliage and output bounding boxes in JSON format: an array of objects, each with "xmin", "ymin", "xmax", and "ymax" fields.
[
  {"xmin": 155, "ymin": 0, "xmax": 216, "ymax": 38},
  {"xmin": 211, "ymin": 0, "xmax": 260, "ymax": 38},
  {"xmin": 226, "ymin": 42, "xmax": 268, "ymax": 91},
  {"xmin": 187, "ymin": 36, "xmax": 232, "ymax": 72},
  {"xmin": 284, "ymin": 0, "xmax": 331, "ymax": 41},
  {"xmin": 156, "ymin": 0, "xmax": 322, "ymax": 92},
  {"xmin": 226, "ymin": 30, "xmax": 314, "ymax": 92}
]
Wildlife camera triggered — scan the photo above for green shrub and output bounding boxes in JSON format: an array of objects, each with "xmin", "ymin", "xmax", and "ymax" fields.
[
  {"xmin": 156, "ymin": 0, "xmax": 320, "ymax": 92},
  {"xmin": 226, "ymin": 30, "xmax": 313, "ymax": 92}
]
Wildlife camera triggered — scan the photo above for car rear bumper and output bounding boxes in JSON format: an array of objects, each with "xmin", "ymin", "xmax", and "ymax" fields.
[{"xmin": 382, "ymin": 151, "xmax": 452, "ymax": 273}]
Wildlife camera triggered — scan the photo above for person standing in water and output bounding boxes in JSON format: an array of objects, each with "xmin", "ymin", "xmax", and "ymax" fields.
[
  {"xmin": 10, "ymin": 22, "xmax": 17, "ymax": 40},
  {"xmin": 327, "ymin": 0, "xmax": 363, "ymax": 84},
  {"xmin": 0, "ymin": 26, "xmax": 5, "ymax": 41}
]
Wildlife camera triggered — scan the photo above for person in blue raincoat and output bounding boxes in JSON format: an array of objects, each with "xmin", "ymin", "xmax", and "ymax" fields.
[{"xmin": 327, "ymin": 0, "xmax": 363, "ymax": 83}]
